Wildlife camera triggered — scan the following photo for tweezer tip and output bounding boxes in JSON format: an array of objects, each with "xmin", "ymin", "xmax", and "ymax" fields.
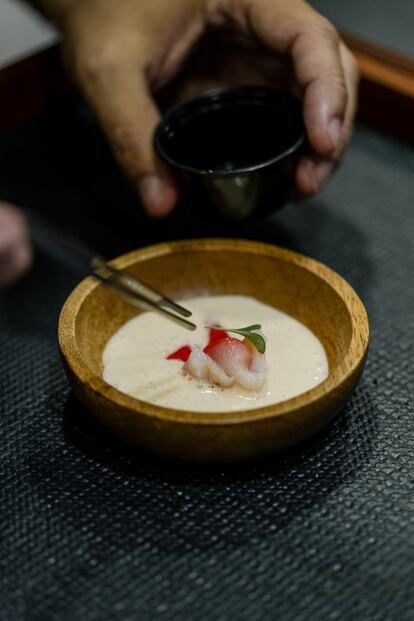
[
  {"xmin": 161, "ymin": 298, "xmax": 192, "ymax": 318},
  {"xmin": 177, "ymin": 308, "xmax": 192, "ymax": 318}
]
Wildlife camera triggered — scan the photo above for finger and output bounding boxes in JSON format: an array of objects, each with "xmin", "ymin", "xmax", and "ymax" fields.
[
  {"xmin": 0, "ymin": 203, "xmax": 32, "ymax": 286},
  {"xmin": 0, "ymin": 202, "xmax": 30, "ymax": 249},
  {"xmin": 336, "ymin": 41, "xmax": 359, "ymax": 159},
  {"xmin": 295, "ymin": 43, "xmax": 359, "ymax": 194},
  {"xmin": 77, "ymin": 59, "xmax": 177, "ymax": 217},
  {"xmin": 0, "ymin": 241, "xmax": 32, "ymax": 287},
  {"xmin": 295, "ymin": 154, "xmax": 334, "ymax": 195},
  {"xmin": 245, "ymin": 1, "xmax": 347, "ymax": 156}
]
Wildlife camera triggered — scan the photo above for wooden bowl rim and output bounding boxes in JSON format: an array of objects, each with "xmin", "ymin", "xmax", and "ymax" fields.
[{"xmin": 58, "ymin": 238, "xmax": 369, "ymax": 425}]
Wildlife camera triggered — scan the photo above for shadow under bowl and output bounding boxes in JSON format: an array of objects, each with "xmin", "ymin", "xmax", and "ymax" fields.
[
  {"xmin": 154, "ymin": 86, "xmax": 306, "ymax": 220},
  {"xmin": 59, "ymin": 239, "xmax": 369, "ymax": 464}
]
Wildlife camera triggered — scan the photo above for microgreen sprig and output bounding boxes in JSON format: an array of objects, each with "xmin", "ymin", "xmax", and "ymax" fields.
[{"xmin": 205, "ymin": 324, "xmax": 266, "ymax": 354}]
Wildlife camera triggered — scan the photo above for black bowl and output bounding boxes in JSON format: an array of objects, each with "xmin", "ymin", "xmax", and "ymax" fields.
[{"xmin": 154, "ymin": 86, "xmax": 306, "ymax": 221}]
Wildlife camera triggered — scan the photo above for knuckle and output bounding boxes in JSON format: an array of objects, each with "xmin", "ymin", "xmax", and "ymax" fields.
[
  {"xmin": 110, "ymin": 125, "xmax": 140, "ymax": 157},
  {"xmin": 315, "ymin": 15, "xmax": 339, "ymax": 42},
  {"xmin": 336, "ymin": 77, "xmax": 348, "ymax": 96},
  {"xmin": 327, "ymin": 75, "xmax": 348, "ymax": 101},
  {"xmin": 75, "ymin": 47, "xmax": 121, "ymax": 84}
]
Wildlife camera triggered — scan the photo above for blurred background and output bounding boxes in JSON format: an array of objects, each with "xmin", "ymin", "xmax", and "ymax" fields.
[
  {"xmin": 2, "ymin": 0, "xmax": 414, "ymax": 65},
  {"xmin": 0, "ymin": 0, "xmax": 56, "ymax": 68},
  {"xmin": 2, "ymin": 0, "xmax": 414, "ymax": 142}
]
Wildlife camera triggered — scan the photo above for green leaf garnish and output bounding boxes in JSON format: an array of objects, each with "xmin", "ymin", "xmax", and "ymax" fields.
[
  {"xmin": 239, "ymin": 324, "xmax": 262, "ymax": 332},
  {"xmin": 206, "ymin": 324, "xmax": 266, "ymax": 354}
]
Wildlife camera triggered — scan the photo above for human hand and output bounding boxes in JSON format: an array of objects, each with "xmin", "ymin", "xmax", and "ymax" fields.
[
  {"xmin": 0, "ymin": 203, "xmax": 32, "ymax": 287},
  {"xmin": 39, "ymin": 0, "xmax": 359, "ymax": 216}
]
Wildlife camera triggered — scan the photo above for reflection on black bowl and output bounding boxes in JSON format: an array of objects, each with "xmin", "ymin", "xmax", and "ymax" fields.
[{"xmin": 154, "ymin": 86, "xmax": 306, "ymax": 221}]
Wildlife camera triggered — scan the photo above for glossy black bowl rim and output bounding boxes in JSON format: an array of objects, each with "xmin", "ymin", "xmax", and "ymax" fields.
[{"xmin": 154, "ymin": 86, "xmax": 306, "ymax": 177}]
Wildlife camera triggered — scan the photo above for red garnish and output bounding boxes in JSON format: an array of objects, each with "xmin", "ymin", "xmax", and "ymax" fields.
[
  {"xmin": 203, "ymin": 335, "xmax": 230, "ymax": 356},
  {"xmin": 204, "ymin": 336, "xmax": 252, "ymax": 368},
  {"xmin": 166, "ymin": 327, "xmax": 230, "ymax": 363},
  {"xmin": 203, "ymin": 326, "xmax": 229, "ymax": 353},
  {"xmin": 166, "ymin": 345, "xmax": 192, "ymax": 362}
]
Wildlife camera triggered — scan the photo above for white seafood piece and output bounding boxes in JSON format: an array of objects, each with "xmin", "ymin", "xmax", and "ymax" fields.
[
  {"xmin": 208, "ymin": 337, "xmax": 267, "ymax": 391},
  {"xmin": 184, "ymin": 346, "xmax": 234, "ymax": 388}
]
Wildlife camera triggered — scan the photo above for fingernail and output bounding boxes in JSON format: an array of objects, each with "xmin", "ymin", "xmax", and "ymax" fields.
[
  {"xmin": 312, "ymin": 160, "xmax": 334, "ymax": 192},
  {"xmin": 137, "ymin": 175, "xmax": 175, "ymax": 217},
  {"xmin": 329, "ymin": 117, "xmax": 342, "ymax": 152}
]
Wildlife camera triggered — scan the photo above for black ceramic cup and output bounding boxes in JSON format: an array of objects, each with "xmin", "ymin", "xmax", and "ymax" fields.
[{"xmin": 154, "ymin": 86, "xmax": 306, "ymax": 221}]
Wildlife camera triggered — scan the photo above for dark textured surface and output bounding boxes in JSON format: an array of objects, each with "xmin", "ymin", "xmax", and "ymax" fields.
[{"xmin": 0, "ymin": 101, "xmax": 413, "ymax": 620}]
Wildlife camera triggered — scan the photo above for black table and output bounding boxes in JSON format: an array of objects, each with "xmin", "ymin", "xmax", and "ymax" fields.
[{"xmin": 1, "ymin": 101, "xmax": 413, "ymax": 621}]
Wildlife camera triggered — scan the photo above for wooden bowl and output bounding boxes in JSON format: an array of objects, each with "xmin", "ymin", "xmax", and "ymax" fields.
[{"xmin": 59, "ymin": 239, "xmax": 369, "ymax": 463}]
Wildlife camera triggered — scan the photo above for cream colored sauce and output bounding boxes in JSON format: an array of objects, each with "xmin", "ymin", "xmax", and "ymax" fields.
[{"xmin": 102, "ymin": 295, "xmax": 329, "ymax": 412}]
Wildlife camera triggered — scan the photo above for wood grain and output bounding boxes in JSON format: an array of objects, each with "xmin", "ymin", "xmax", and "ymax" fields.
[
  {"xmin": 59, "ymin": 239, "xmax": 369, "ymax": 463},
  {"xmin": 341, "ymin": 31, "xmax": 414, "ymax": 142},
  {"xmin": 342, "ymin": 31, "xmax": 414, "ymax": 96}
]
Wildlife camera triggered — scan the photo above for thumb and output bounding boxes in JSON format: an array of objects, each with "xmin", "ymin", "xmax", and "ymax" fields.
[
  {"xmin": 78, "ymin": 61, "xmax": 177, "ymax": 217},
  {"xmin": 246, "ymin": 1, "xmax": 347, "ymax": 156}
]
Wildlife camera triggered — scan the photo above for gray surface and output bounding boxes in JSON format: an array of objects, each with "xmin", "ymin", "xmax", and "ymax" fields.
[
  {"xmin": 0, "ymin": 0, "xmax": 57, "ymax": 68},
  {"xmin": 312, "ymin": 0, "xmax": 414, "ymax": 58},
  {"xmin": 0, "ymin": 101, "xmax": 413, "ymax": 620}
]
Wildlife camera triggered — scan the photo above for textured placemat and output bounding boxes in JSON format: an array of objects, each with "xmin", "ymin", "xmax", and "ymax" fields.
[{"xmin": 0, "ymin": 102, "xmax": 413, "ymax": 620}]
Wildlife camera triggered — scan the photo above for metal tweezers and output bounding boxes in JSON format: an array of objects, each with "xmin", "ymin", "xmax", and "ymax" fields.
[
  {"xmin": 91, "ymin": 257, "xmax": 196, "ymax": 330},
  {"xmin": 25, "ymin": 207, "xmax": 196, "ymax": 331}
]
